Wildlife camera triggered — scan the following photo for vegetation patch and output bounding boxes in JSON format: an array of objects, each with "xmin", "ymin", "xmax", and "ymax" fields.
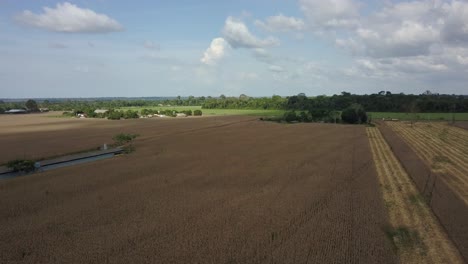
[
  {"xmin": 113, "ymin": 133, "xmax": 138, "ymax": 146},
  {"xmin": 432, "ymin": 154, "xmax": 452, "ymax": 164},
  {"xmin": 384, "ymin": 226, "xmax": 426, "ymax": 254},
  {"xmin": 6, "ymin": 159, "xmax": 36, "ymax": 172},
  {"xmin": 112, "ymin": 133, "xmax": 139, "ymax": 154},
  {"xmin": 409, "ymin": 194, "xmax": 427, "ymax": 206}
]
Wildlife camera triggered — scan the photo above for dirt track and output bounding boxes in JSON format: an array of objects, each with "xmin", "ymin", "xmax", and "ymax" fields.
[{"xmin": 0, "ymin": 115, "xmax": 397, "ymax": 263}]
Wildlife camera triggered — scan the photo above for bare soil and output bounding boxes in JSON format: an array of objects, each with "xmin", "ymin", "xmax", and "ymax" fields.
[
  {"xmin": 452, "ymin": 121, "xmax": 468, "ymax": 130},
  {"xmin": 0, "ymin": 115, "xmax": 396, "ymax": 263}
]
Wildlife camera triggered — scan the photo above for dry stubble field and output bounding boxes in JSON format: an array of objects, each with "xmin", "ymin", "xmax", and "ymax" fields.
[
  {"xmin": 382, "ymin": 121, "xmax": 468, "ymax": 261},
  {"xmin": 0, "ymin": 113, "xmax": 400, "ymax": 263}
]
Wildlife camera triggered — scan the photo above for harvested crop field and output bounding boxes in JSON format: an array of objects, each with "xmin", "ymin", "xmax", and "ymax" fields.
[
  {"xmin": 385, "ymin": 122, "xmax": 468, "ymax": 205},
  {"xmin": 367, "ymin": 127, "xmax": 463, "ymax": 263},
  {"xmin": 381, "ymin": 121, "xmax": 468, "ymax": 261},
  {"xmin": 0, "ymin": 115, "xmax": 398, "ymax": 263}
]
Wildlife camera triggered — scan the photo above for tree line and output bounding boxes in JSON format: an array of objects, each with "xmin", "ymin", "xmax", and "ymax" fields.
[{"xmin": 1, "ymin": 91, "xmax": 467, "ymax": 115}]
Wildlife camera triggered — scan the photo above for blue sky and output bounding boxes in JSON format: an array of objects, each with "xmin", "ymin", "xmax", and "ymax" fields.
[{"xmin": 1, "ymin": 0, "xmax": 468, "ymax": 98}]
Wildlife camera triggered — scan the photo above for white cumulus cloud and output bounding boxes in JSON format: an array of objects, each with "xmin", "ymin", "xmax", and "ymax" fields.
[
  {"xmin": 222, "ymin": 16, "xmax": 279, "ymax": 48},
  {"xmin": 255, "ymin": 14, "xmax": 305, "ymax": 32},
  {"xmin": 299, "ymin": 0, "xmax": 361, "ymax": 29},
  {"xmin": 15, "ymin": 2, "xmax": 123, "ymax": 33},
  {"xmin": 201, "ymin": 37, "xmax": 230, "ymax": 65}
]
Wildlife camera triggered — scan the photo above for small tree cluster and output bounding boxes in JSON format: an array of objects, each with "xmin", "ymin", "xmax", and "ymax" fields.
[
  {"xmin": 113, "ymin": 133, "xmax": 138, "ymax": 146},
  {"xmin": 25, "ymin": 99, "xmax": 39, "ymax": 112},
  {"xmin": 277, "ymin": 110, "xmax": 342, "ymax": 123},
  {"xmin": 7, "ymin": 159, "xmax": 36, "ymax": 172},
  {"xmin": 341, "ymin": 104, "xmax": 368, "ymax": 124},
  {"xmin": 193, "ymin": 110, "xmax": 202, "ymax": 116},
  {"xmin": 106, "ymin": 110, "xmax": 139, "ymax": 120}
]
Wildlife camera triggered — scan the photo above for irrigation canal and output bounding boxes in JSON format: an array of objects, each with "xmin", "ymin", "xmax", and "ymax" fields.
[{"xmin": 0, "ymin": 147, "xmax": 123, "ymax": 180}]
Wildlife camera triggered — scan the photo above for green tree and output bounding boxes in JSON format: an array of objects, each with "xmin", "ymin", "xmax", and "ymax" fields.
[
  {"xmin": 193, "ymin": 109, "xmax": 202, "ymax": 116},
  {"xmin": 108, "ymin": 110, "xmax": 123, "ymax": 120},
  {"xmin": 25, "ymin": 99, "xmax": 39, "ymax": 112},
  {"xmin": 341, "ymin": 104, "xmax": 367, "ymax": 124},
  {"xmin": 299, "ymin": 111, "xmax": 310, "ymax": 122},
  {"xmin": 123, "ymin": 110, "xmax": 139, "ymax": 119},
  {"xmin": 329, "ymin": 111, "xmax": 341, "ymax": 124}
]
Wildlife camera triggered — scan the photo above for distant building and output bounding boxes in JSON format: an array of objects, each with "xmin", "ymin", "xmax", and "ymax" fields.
[
  {"xmin": 94, "ymin": 109, "xmax": 109, "ymax": 114},
  {"xmin": 39, "ymin": 108, "xmax": 49, "ymax": 112},
  {"xmin": 5, "ymin": 109, "xmax": 27, "ymax": 114}
]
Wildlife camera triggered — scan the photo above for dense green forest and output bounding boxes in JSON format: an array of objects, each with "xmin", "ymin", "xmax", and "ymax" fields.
[
  {"xmin": 1, "ymin": 91, "xmax": 467, "ymax": 115},
  {"xmin": 202, "ymin": 92, "xmax": 468, "ymax": 113}
]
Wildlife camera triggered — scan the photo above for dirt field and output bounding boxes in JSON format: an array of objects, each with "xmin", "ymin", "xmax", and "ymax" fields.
[
  {"xmin": 0, "ymin": 112, "xmax": 245, "ymax": 164},
  {"xmin": 367, "ymin": 127, "xmax": 463, "ymax": 263},
  {"xmin": 453, "ymin": 121, "xmax": 468, "ymax": 130},
  {"xmin": 0, "ymin": 115, "xmax": 397, "ymax": 263}
]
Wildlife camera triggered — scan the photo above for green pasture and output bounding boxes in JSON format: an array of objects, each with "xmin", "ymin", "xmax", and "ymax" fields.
[
  {"xmin": 119, "ymin": 106, "xmax": 285, "ymax": 117},
  {"xmin": 369, "ymin": 112, "xmax": 468, "ymax": 121}
]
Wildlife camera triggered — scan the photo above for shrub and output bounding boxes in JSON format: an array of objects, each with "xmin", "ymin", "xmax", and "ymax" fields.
[
  {"xmin": 123, "ymin": 110, "xmax": 139, "ymax": 119},
  {"xmin": 113, "ymin": 133, "xmax": 138, "ymax": 146},
  {"xmin": 194, "ymin": 110, "xmax": 202, "ymax": 116},
  {"xmin": 309, "ymin": 109, "xmax": 328, "ymax": 122},
  {"xmin": 283, "ymin": 111, "xmax": 298, "ymax": 122},
  {"xmin": 107, "ymin": 110, "xmax": 123, "ymax": 120},
  {"xmin": 299, "ymin": 111, "xmax": 310, "ymax": 122},
  {"xmin": 141, "ymin": 109, "xmax": 151, "ymax": 116},
  {"xmin": 182, "ymin": 110, "xmax": 193, "ymax": 116},
  {"xmin": 7, "ymin": 159, "xmax": 36, "ymax": 172}
]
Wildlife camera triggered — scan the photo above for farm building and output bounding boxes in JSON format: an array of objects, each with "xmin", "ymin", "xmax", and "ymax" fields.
[
  {"xmin": 94, "ymin": 109, "xmax": 109, "ymax": 114},
  {"xmin": 5, "ymin": 109, "xmax": 27, "ymax": 114}
]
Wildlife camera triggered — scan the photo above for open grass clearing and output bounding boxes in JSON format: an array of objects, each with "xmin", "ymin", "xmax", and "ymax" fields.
[{"xmin": 118, "ymin": 106, "xmax": 285, "ymax": 117}]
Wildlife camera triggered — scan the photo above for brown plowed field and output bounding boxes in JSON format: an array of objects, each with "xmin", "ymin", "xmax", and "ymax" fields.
[
  {"xmin": 0, "ymin": 115, "xmax": 397, "ymax": 263},
  {"xmin": 0, "ymin": 113, "xmax": 251, "ymax": 164},
  {"xmin": 367, "ymin": 127, "xmax": 463, "ymax": 263},
  {"xmin": 452, "ymin": 121, "xmax": 468, "ymax": 130}
]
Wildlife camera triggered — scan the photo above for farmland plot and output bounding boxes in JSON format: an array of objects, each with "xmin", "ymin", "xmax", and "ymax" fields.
[
  {"xmin": 386, "ymin": 122, "xmax": 468, "ymax": 205},
  {"xmin": 0, "ymin": 118, "xmax": 397, "ymax": 263},
  {"xmin": 367, "ymin": 127, "xmax": 463, "ymax": 263}
]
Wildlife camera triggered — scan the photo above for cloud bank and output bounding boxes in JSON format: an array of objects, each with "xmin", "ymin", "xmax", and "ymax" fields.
[{"xmin": 15, "ymin": 2, "xmax": 123, "ymax": 33}]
